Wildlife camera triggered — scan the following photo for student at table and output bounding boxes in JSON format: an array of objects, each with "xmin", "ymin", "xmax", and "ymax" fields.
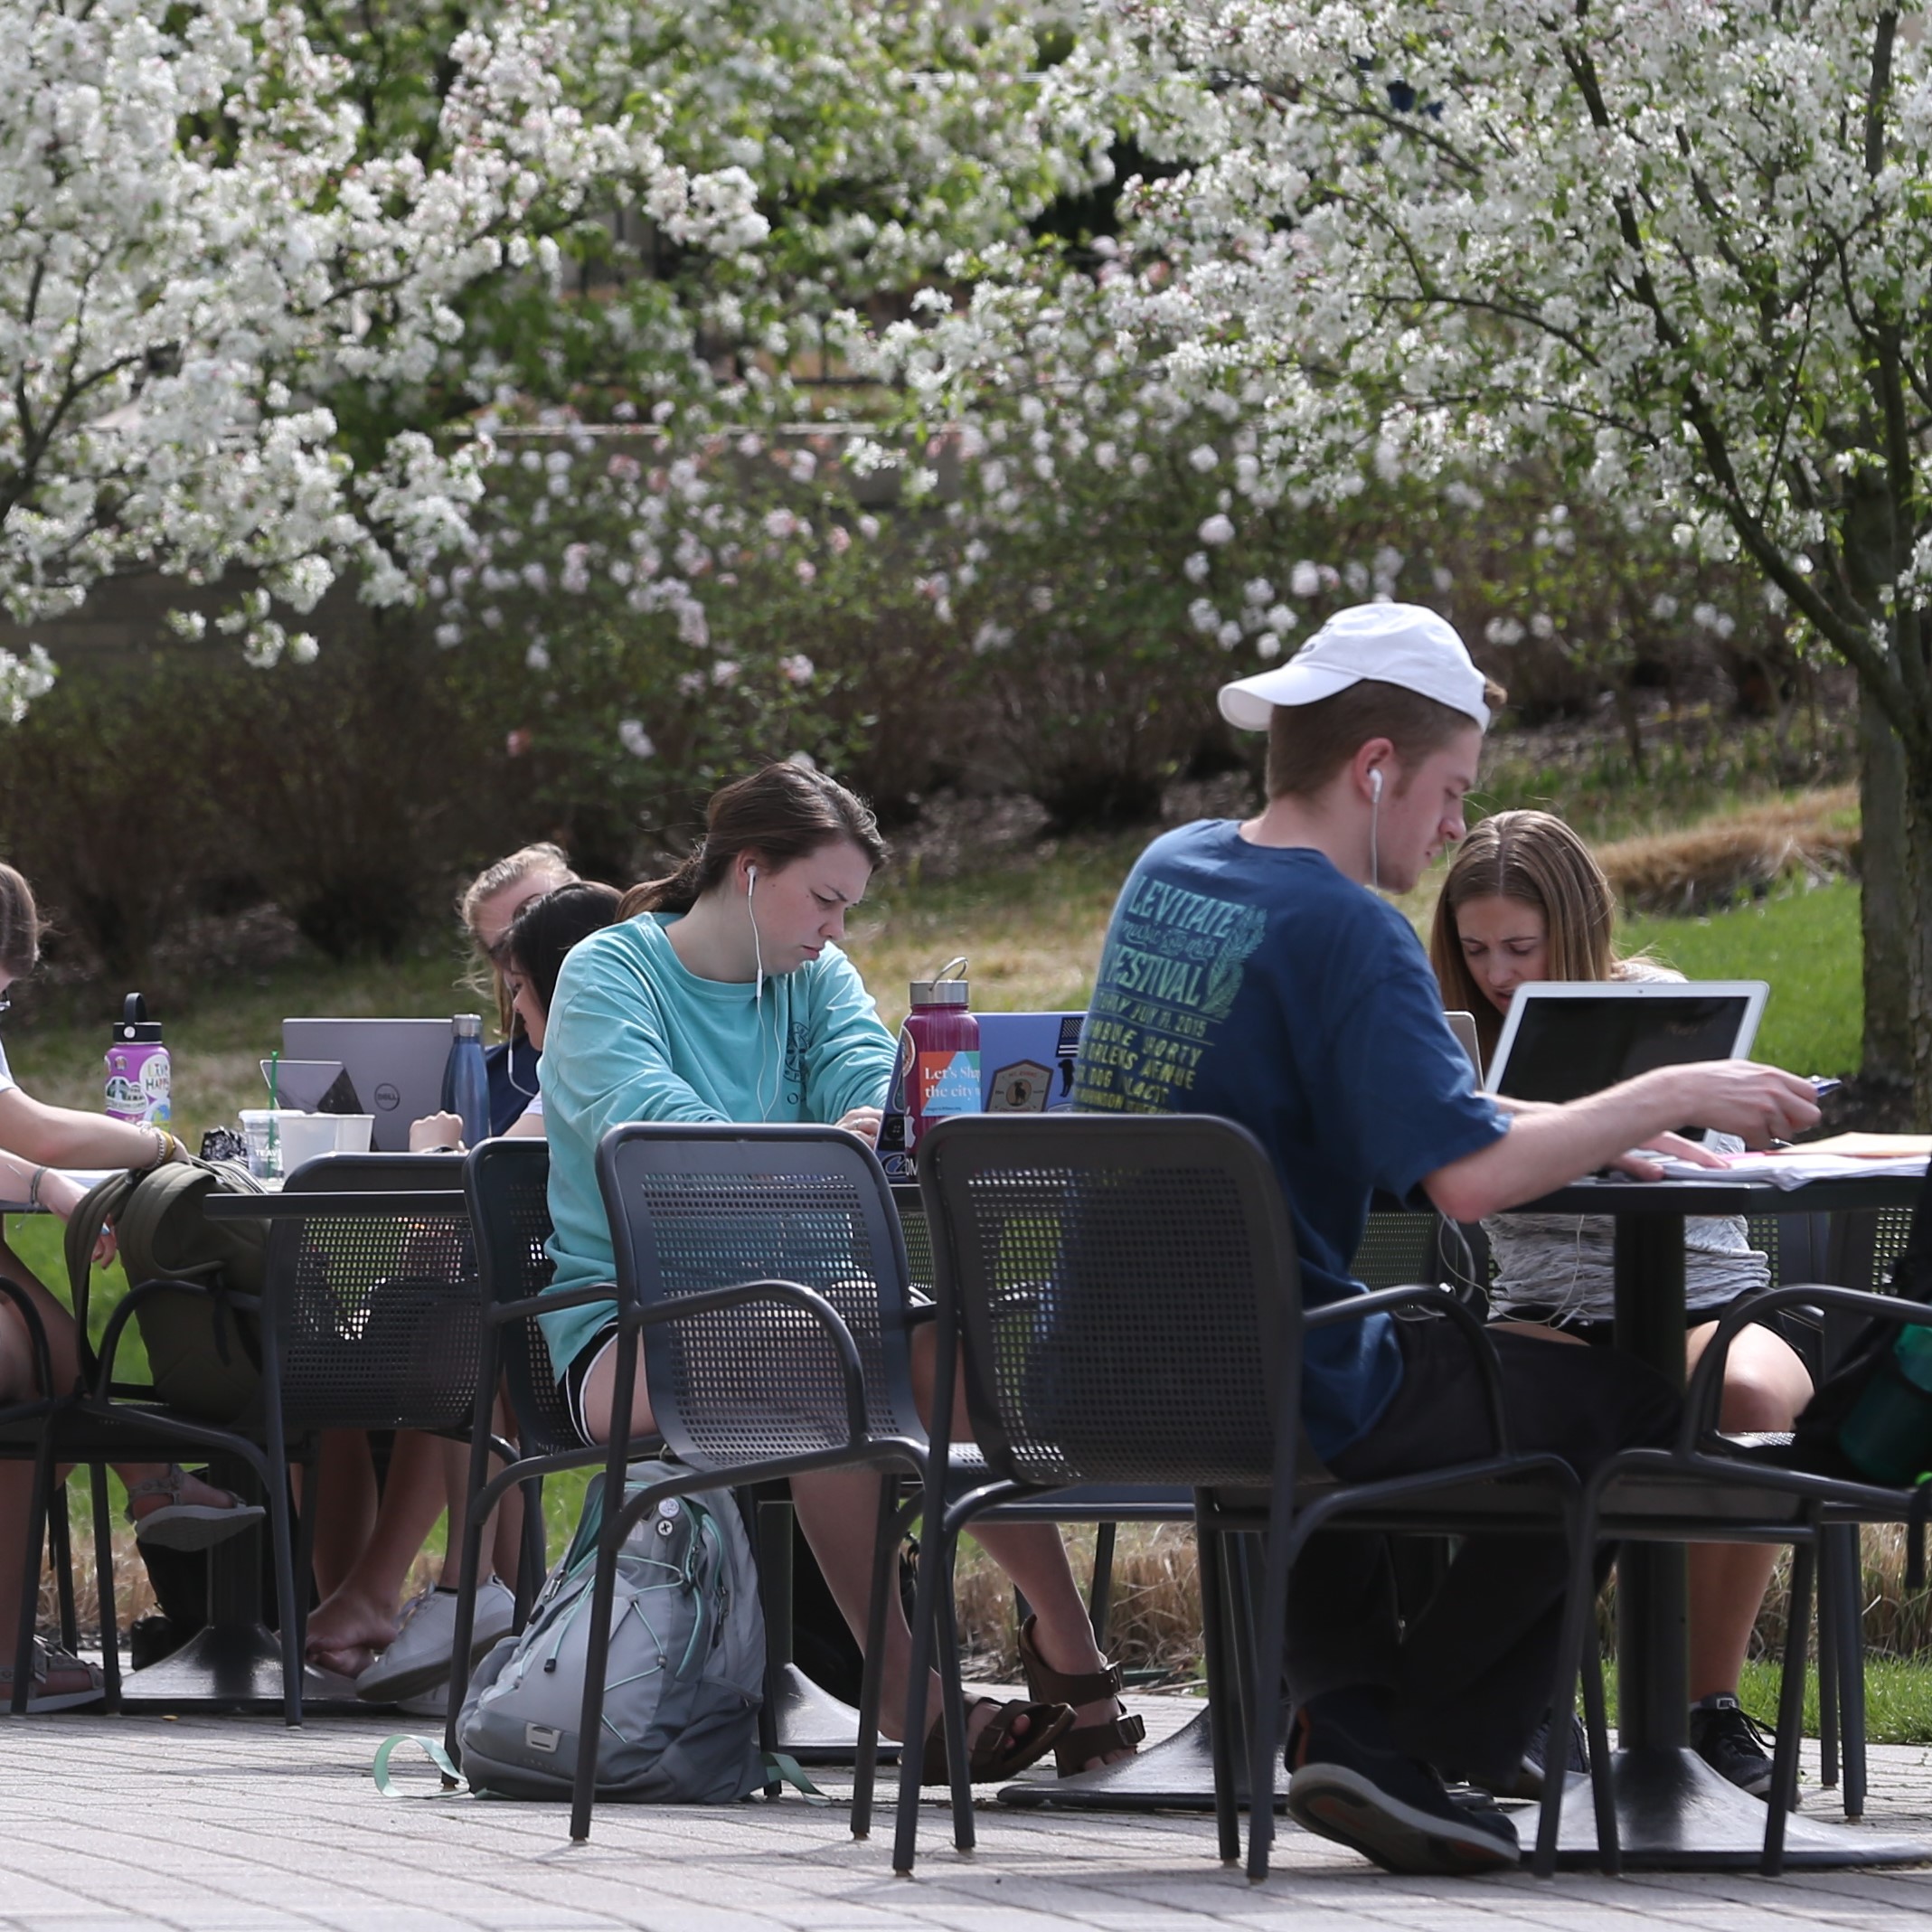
[
  {"xmin": 538, "ymin": 761, "xmax": 1141, "ymax": 1782},
  {"xmin": 460, "ymin": 842, "xmax": 580, "ymax": 1136},
  {"xmin": 307, "ymin": 882, "xmax": 622, "ymax": 1694},
  {"xmin": 1430, "ymin": 807, "xmax": 1812, "ymax": 1802},
  {"xmin": 1071, "ymin": 604, "xmax": 1819, "ymax": 1873},
  {"xmin": 0, "ymin": 863, "xmax": 263, "ymax": 1711}
]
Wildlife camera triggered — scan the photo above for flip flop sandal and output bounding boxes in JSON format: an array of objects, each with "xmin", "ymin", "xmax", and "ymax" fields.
[
  {"xmin": 126, "ymin": 1465, "xmax": 268, "ymax": 1551},
  {"xmin": 921, "ymin": 1695, "xmax": 1075, "ymax": 1785},
  {"xmin": 0, "ymin": 1638, "xmax": 104, "ymax": 1713},
  {"xmin": 1016, "ymin": 1613, "xmax": 1146, "ymax": 1775}
]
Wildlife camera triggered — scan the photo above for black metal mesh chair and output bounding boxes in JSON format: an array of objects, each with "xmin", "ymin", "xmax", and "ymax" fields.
[
  {"xmin": 1550, "ymin": 1268, "xmax": 1932, "ymax": 1876},
  {"xmin": 88, "ymin": 1151, "xmax": 474, "ymax": 1721},
  {"xmin": 900, "ymin": 1112, "xmax": 1586, "ymax": 1880},
  {"xmin": 564, "ymin": 1122, "xmax": 931, "ymax": 1842},
  {"xmin": 444, "ymin": 1135, "xmax": 644, "ymax": 1762}
]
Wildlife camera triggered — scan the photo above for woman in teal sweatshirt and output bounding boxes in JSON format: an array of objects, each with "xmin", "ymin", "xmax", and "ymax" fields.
[{"xmin": 538, "ymin": 763, "xmax": 1138, "ymax": 1782}]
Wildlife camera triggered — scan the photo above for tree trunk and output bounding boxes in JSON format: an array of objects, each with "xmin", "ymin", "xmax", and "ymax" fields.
[
  {"xmin": 1900, "ymin": 770, "xmax": 1932, "ymax": 1130},
  {"xmin": 1861, "ymin": 682, "xmax": 1912, "ymax": 1082}
]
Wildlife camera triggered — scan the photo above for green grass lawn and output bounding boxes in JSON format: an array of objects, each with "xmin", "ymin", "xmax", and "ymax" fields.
[{"xmin": 1596, "ymin": 1654, "xmax": 1932, "ymax": 1747}]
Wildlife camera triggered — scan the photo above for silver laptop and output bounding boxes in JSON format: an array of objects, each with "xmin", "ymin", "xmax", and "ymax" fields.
[
  {"xmin": 281, "ymin": 1018, "xmax": 453, "ymax": 1152},
  {"xmin": 1443, "ymin": 1010, "xmax": 1482, "ymax": 1079},
  {"xmin": 1483, "ymin": 981, "xmax": 1768, "ymax": 1103}
]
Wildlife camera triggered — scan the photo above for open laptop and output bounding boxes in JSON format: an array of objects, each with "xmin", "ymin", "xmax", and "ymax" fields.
[
  {"xmin": 281, "ymin": 1018, "xmax": 452, "ymax": 1152},
  {"xmin": 978, "ymin": 1011, "xmax": 1085, "ymax": 1113},
  {"xmin": 1482, "ymin": 981, "xmax": 1769, "ymax": 1104}
]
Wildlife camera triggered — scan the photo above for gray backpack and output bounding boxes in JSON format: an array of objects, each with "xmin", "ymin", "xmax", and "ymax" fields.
[{"xmin": 454, "ymin": 1462, "xmax": 768, "ymax": 1803}]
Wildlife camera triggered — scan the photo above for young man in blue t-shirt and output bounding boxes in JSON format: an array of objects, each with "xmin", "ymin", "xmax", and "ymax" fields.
[{"xmin": 1074, "ymin": 603, "xmax": 1819, "ymax": 1874}]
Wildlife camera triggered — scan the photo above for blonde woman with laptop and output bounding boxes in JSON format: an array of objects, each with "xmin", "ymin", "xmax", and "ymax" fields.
[{"xmin": 1429, "ymin": 809, "xmax": 1813, "ymax": 1803}]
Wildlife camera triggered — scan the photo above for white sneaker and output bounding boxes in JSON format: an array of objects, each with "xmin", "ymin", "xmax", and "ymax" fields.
[{"xmin": 355, "ymin": 1579, "xmax": 515, "ymax": 1703}]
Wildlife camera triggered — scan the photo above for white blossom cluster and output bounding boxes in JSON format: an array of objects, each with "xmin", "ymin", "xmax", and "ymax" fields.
[{"xmin": 0, "ymin": 0, "xmax": 759, "ymax": 664}]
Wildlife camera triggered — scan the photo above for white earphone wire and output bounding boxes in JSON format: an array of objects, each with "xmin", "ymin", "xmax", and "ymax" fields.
[
  {"xmin": 1369, "ymin": 769, "xmax": 1381, "ymax": 892},
  {"xmin": 749, "ymin": 866, "xmax": 774, "ymax": 1120}
]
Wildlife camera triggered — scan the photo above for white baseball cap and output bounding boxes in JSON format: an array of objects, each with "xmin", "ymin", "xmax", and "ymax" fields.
[{"xmin": 1219, "ymin": 602, "xmax": 1492, "ymax": 733}]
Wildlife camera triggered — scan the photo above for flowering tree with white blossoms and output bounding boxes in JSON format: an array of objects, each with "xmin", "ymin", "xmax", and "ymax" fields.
[
  {"xmin": 0, "ymin": 0, "xmax": 761, "ymax": 714},
  {"xmin": 938, "ymin": 0, "xmax": 1932, "ymax": 1106}
]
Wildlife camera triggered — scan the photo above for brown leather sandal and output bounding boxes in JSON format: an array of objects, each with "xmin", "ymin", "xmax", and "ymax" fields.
[
  {"xmin": 921, "ymin": 1695, "xmax": 1075, "ymax": 1785},
  {"xmin": 1017, "ymin": 1614, "xmax": 1147, "ymax": 1775}
]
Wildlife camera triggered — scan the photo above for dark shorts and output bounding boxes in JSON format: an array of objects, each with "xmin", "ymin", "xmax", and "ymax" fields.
[
  {"xmin": 564, "ymin": 1321, "xmax": 621, "ymax": 1447},
  {"xmin": 1496, "ymin": 1286, "xmax": 1818, "ymax": 1376}
]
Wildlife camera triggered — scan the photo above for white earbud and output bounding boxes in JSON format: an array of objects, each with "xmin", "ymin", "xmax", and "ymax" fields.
[
  {"xmin": 748, "ymin": 864, "xmax": 758, "ymax": 893},
  {"xmin": 1369, "ymin": 767, "xmax": 1383, "ymax": 801}
]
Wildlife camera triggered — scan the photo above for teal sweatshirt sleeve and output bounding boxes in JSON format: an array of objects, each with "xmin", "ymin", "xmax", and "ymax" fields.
[{"xmin": 801, "ymin": 947, "xmax": 898, "ymax": 1124}]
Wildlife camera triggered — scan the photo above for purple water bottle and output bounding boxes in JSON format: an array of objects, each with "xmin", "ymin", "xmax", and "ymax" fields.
[{"xmin": 105, "ymin": 993, "xmax": 172, "ymax": 1127}]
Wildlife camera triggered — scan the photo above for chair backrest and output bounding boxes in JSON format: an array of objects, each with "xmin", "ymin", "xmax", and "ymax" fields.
[
  {"xmin": 916, "ymin": 1113, "xmax": 1297, "ymax": 1491},
  {"xmin": 464, "ymin": 1136, "xmax": 579, "ymax": 1457},
  {"xmin": 595, "ymin": 1123, "xmax": 924, "ymax": 1466},
  {"xmin": 269, "ymin": 1152, "xmax": 479, "ymax": 1432}
]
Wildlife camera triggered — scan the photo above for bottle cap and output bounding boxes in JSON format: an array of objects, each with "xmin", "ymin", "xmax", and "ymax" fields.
[
  {"xmin": 909, "ymin": 957, "xmax": 970, "ymax": 1006},
  {"xmin": 452, "ymin": 1013, "xmax": 483, "ymax": 1040},
  {"xmin": 117, "ymin": 992, "xmax": 163, "ymax": 1042}
]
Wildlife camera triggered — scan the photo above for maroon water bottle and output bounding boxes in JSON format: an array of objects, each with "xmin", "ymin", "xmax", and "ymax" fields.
[{"xmin": 900, "ymin": 957, "xmax": 980, "ymax": 1161}]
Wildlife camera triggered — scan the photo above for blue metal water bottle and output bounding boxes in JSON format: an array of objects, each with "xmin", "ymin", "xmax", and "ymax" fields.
[{"xmin": 442, "ymin": 1013, "xmax": 490, "ymax": 1150}]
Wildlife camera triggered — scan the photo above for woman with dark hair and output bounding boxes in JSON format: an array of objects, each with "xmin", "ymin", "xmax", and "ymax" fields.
[
  {"xmin": 326, "ymin": 881, "xmax": 625, "ymax": 1700},
  {"xmin": 0, "ymin": 863, "xmax": 262, "ymax": 1710},
  {"xmin": 538, "ymin": 763, "xmax": 1140, "ymax": 1783}
]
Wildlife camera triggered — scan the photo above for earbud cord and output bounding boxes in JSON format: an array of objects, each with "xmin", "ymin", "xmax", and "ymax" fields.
[
  {"xmin": 749, "ymin": 872, "xmax": 775, "ymax": 1122},
  {"xmin": 1369, "ymin": 779, "xmax": 1381, "ymax": 893}
]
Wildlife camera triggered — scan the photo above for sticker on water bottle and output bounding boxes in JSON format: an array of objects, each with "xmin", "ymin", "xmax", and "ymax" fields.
[{"xmin": 916, "ymin": 1049, "xmax": 982, "ymax": 1117}]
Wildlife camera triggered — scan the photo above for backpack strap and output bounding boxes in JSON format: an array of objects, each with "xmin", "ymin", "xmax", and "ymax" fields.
[
  {"xmin": 62, "ymin": 1168, "xmax": 142, "ymax": 1384},
  {"xmin": 372, "ymin": 1735, "xmax": 468, "ymax": 1798}
]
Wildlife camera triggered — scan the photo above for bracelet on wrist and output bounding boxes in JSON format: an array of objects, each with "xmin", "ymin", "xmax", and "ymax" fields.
[{"xmin": 26, "ymin": 1165, "xmax": 46, "ymax": 1209}]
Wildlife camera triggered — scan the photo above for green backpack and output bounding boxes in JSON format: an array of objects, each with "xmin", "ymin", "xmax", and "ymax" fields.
[{"xmin": 64, "ymin": 1157, "xmax": 270, "ymax": 1423}]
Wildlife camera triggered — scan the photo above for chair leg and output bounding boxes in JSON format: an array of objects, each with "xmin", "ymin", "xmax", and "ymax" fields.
[
  {"xmin": 932, "ymin": 1532, "xmax": 975, "ymax": 1851},
  {"xmin": 291, "ymin": 1448, "xmax": 321, "ymax": 1668},
  {"xmin": 1532, "ymin": 1509, "xmax": 1596, "ymax": 1879},
  {"xmin": 49, "ymin": 1484, "xmax": 78, "ymax": 1655},
  {"xmin": 1088, "ymin": 1521, "xmax": 1117, "ymax": 1648},
  {"xmin": 1762, "ymin": 1540, "xmax": 1814, "ymax": 1876},
  {"xmin": 1245, "ymin": 1513, "xmax": 1296, "ymax": 1883},
  {"xmin": 1832, "ymin": 1526, "xmax": 1868, "ymax": 1821},
  {"xmin": 90, "ymin": 1462, "xmax": 121, "ymax": 1712},
  {"xmin": 12, "ymin": 1430, "xmax": 55, "ymax": 1712},
  {"xmin": 1815, "ymin": 1533, "xmax": 1840, "ymax": 1790},
  {"xmin": 891, "ymin": 1490, "xmax": 947, "ymax": 1875},
  {"xmin": 570, "ymin": 1427, "xmax": 638, "ymax": 1842},
  {"xmin": 447, "ymin": 1399, "xmax": 506, "ymax": 1769},
  {"xmin": 1580, "ymin": 1640, "xmax": 1615, "ymax": 1864},
  {"xmin": 848, "ymin": 1474, "xmax": 899, "ymax": 1839},
  {"xmin": 516, "ymin": 1475, "xmax": 545, "ymax": 1622},
  {"xmin": 1194, "ymin": 1522, "xmax": 1241, "ymax": 1869}
]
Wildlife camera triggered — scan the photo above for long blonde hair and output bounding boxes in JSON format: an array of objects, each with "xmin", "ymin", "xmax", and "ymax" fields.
[
  {"xmin": 1429, "ymin": 810, "xmax": 1619, "ymax": 1061},
  {"xmin": 460, "ymin": 843, "xmax": 578, "ymax": 1037}
]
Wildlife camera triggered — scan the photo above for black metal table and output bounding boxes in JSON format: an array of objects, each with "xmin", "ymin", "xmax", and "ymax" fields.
[
  {"xmin": 115, "ymin": 1181, "xmax": 470, "ymax": 1713},
  {"xmin": 1522, "ymin": 1170, "xmax": 1927, "ymax": 1869}
]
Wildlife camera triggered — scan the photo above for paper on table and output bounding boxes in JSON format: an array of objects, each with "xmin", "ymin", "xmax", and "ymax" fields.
[
  {"xmin": 1645, "ymin": 1149, "xmax": 1930, "ymax": 1191},
  {"xmin": 1794, "ymin": 1132, "xmax": 1932, "ymax": 1159}
]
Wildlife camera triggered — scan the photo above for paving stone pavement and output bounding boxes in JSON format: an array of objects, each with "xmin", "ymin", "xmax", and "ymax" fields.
[{"xmin": 3, "ymin": 1691, "xmax": 1931, "ymax": 1931}]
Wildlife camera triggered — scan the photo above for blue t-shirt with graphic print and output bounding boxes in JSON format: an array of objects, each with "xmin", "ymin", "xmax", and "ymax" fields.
[{"xmin": 1073, "ymin": 820, "xmax": 1508, "ymax": 1461}]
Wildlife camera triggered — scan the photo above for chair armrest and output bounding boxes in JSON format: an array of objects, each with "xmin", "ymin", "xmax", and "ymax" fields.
[
  {"xmin": 1305, "ymin": 1283, "xmax": 1511, "ymax": 1454},
  {"xmin": 486, "ymin": 1279, "xmax": 618, "ymax": 1326},
  {"xmin": 0, "ymin": 1277, "xmax": 57, "ymax": 1397},
  {"xmin": 1681, "ymin": 1283, "xmax": 1932, "ymax": 1456},
  {"xmin": 628, "ymin": 1278, "xmax": 872, "ymax": 1448},
  {"xmin": 92, "ymin": 1277, "xmax": 263, "ymax": 1400}
]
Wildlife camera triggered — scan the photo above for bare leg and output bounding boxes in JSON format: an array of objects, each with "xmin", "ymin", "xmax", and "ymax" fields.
[
  {"xmin": 1683, "ymin": 1320, "xmax": 1814, "ymax": 1701},
  {"xmin": 433, "ymin": 1400, "xmax": 524, "ymax": 1589},
  {"xmin": 302, "ymin": 1431, "xmax": 379, "ymax": 1601},
  {"xmin": 304, "ymin": 1429, "xmax": 448, "ymax": 1674}
]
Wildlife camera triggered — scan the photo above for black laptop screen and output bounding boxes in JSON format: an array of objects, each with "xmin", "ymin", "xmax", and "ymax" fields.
[{"xmin": 1493, "ymin": 993, "xmax": 1757, "ymax": 1104}]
